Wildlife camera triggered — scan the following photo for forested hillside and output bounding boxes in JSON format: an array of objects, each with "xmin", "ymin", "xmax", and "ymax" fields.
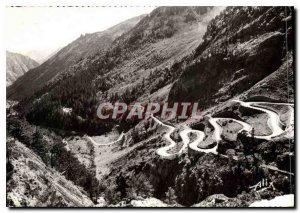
[
  {"xmin": 169, "ymin": 7, "xmax": 293, "ymax": 106},
  {"xmin": 16, "ymin": 7, "xmax": 220, "ymax": 134}
]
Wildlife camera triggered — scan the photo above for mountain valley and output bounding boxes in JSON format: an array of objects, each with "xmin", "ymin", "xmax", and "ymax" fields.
[{"xmin": 6, "ymin": 6, "xmax": 294, "ymax": 207}]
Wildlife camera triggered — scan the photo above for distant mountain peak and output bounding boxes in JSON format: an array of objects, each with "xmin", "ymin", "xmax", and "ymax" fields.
[{"xmin": 6, "ymin": 51, "xmax": 39, "ymax": 87}]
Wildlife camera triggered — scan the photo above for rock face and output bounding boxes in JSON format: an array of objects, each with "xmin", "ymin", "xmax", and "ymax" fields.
[
  {"xmin": 6, "ymin": 139, "xmax": 94, "ymax": 207},
  {"xmin": 6, "ymin": 51, "xmax": 39, "ymax": 86},
  {"xmin": 7, "ymin": 15, "xmax": 145, "ymax": 100}
]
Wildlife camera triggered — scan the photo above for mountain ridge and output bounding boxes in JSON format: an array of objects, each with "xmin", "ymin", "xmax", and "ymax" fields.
[{"xmin": 7, "ymin": 14, "xmax": 146, "ymax": 100}]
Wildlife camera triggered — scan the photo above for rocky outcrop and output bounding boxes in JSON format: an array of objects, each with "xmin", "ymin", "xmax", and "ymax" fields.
[
  {"xmin": 192, "ymin": 194, "xmax": 243, "ymax": 207},
  {"xmin": 130, "ymin": 197, "xmax": 169, "ymax": 207}
]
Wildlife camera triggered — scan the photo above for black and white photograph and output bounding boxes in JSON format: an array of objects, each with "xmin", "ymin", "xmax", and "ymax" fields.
[{"xmin": 4, "ymin": 2, "xmax": 295, "ymax": 208}]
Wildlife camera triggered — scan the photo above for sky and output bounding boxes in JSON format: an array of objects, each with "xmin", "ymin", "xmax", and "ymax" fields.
[{"xmin": 5, "ymin": 6, "xmax": 155, "ymax": 63}]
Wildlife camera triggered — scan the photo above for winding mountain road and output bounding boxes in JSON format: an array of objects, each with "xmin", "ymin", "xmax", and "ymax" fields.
[
  {"xmin": 86, "ymin": 132, "xmax": 125, "ymax": 146},
  {"xmin": 151, "ymin": 115, "xmax": 178, "ymax": 159},
  {"xmin": 67, "ymin": 99, "xmax": 293, "ymax": 160},
  {"xmin": 152, "ymin": 100, "xmax": 294, "ymax": 159},
  {"xmin": 233, "ymin": 100, "xmax": 285, "ymax": 140}
]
